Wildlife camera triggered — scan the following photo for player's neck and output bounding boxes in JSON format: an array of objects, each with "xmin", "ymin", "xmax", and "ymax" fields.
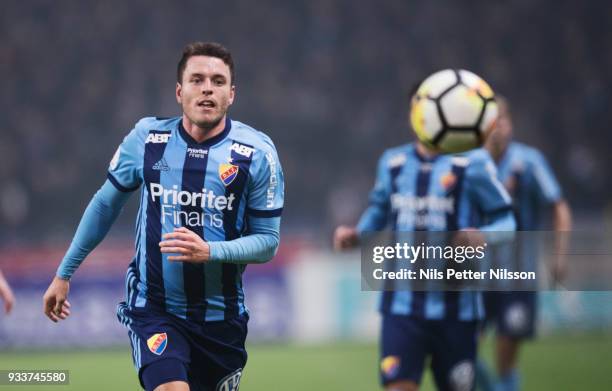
[
  {"xmin": 181, "ymin": 115, "xmax": 227, "ymax": 144},
  {"xmin": 416, "ymin": 141, "xmax": 440, "ymax": 159}
]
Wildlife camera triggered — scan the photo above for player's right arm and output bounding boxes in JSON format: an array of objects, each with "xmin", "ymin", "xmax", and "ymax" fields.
[
  {"xmin": 334, "ymin": 151, "xmax": 393, "ymax": 250},
  {"xmin": 43, "ymin": 123, "xmax": 145, "ymax": 322}
]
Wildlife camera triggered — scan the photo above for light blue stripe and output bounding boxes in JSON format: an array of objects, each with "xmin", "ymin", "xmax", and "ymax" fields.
[
  {"xmin": 390, "ymin": 291, "xmax": 412, "ymax": 315},
  {"xmin": 425, "ymin": 292, "xmax": 445, "ymax": 319},
  {"xmin": 160, "ymin": 139, "xmax": 187, "ymax": 318},
  {"xmin": 459, "ymin": 291, "xmax": 476, "ymax": 321},
  {"xmin": 203, "ymin": 148, "xmax": 232, "ymax": 320},
  {"xmin": 136, "ymin": 186, "xmax": 148, "ymax": 308}
]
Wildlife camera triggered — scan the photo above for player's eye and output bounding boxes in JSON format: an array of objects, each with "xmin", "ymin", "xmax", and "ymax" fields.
[{"xmin": 213, "ymin": 77, "xmax": 226, "ymax": 86}]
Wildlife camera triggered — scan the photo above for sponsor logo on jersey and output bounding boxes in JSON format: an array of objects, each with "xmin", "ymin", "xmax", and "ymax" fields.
[
  {"xmin": 230, "ymin": 142, "xmax": 254, "ymax": 158},
  {"xmin": 188, "ymin": 147, "xmax": 208, "ymax": 159},
  {"xmin": 149, "ymin": 183, "xmax": 236, "ymax": 228},
  {"xmin": 380, "ymin": 356, "xmax": 400, "ymax": 378},
  {"xmin": 388, "ymin": 153, "xmax": 407, "ymax": 168},
  {"xmin": 147, "ymin": 333, "xmax": 168, "ymax": 355},
  {"xmin": 391, "ymin": 194, "xmax": 454, "ymax": 213},
  {"xmin": 150, "ymin": 183, "xmax": 235, "ymax": 210},
  {"xmin": 152, "ymin": 158, "xmax": 170, "ymax": 171},
  {"xmin": 219, "ymin": 163, "xmax": 239, "ymax": 186},
  {"xmin": 146, "ymin": 133, "xmax": 171, "ymax": 144},
  {"xmin": 216, "ymin": 368, "xmax": 242, "ymax": 391},
  {"xmin": 265, "ymin": 152, "xmax": 278, "ymax": 208}
]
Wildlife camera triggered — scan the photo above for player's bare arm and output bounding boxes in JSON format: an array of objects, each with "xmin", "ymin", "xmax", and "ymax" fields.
[
  {"xmin": 159, "ymin": 227, "xmax": 211, "ymax": 263},
  {"xmin": 552, "ymin": 199, "xmax": 573, "ymax": 282}
]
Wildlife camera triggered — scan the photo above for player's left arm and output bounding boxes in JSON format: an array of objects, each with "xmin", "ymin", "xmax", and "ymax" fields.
[
  {"xmin": 530, "ymin": 149, "xmax": 572, "ymax": 280},
  {"xmin": 529, "ymin": 149, "xmax": 572, "ymax": 230},
  {"xmin": 161, "ymin": 146, "xmax": 284, "ymax": 264}
]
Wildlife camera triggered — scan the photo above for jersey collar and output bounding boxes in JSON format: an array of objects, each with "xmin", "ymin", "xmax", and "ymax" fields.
[{"xmin": 178, "ymin": 116, "xmax": 232, "ymax": 148}]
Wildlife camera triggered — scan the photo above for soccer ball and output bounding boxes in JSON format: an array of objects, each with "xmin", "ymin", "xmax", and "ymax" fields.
[{"xmin": 410, "ymin": 69, "xmax": 498, "ymax": 153}]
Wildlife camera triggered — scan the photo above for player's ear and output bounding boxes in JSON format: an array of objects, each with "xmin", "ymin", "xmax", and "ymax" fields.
[
  {"xmin": 228, "ymin": 85, "xmax": 236, "ymax": 106},
  {"xmin": 176, "ymin": 82, "xmax": 182, "ymax": 104}
]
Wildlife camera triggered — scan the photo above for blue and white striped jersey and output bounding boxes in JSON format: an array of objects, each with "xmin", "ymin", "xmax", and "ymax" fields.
[
  {"xmin": 108, "ymin": 116, "xmax": 284, "ymax": 322},
  {"xmin": 496, "ymin": 142, "xmax": 561, "ymax": 230},
  {"xmin": 357, "ymin": 143, "xmax": 515, "ymax": 320}
]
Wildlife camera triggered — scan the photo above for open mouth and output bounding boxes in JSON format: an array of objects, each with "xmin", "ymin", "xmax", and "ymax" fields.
[{"xmin": 197, "ymin": 100, "xmax": 216, "ymax": 109}]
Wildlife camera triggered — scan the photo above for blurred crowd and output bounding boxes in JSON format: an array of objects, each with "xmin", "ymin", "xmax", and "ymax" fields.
[{"xmin": 0, "ymin": 0, "xmax": 610, "ymax": 244}]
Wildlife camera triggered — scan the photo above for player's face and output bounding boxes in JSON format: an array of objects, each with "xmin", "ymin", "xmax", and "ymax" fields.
[
  {"xmin": 176, "ymin": 55, "xmax": 235, "ymax": 130},
  {"xmin": 485, "ymin": 101, "xmax": 513, "ymax": 160}
]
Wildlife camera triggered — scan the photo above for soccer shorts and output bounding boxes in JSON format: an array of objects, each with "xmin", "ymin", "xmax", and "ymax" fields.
[
  {"xmin": 380, "ymin": 314, "xmax": 478, "ymax": 391},
  {"xmin": 117, "ymin": 302, "xmax": 248, "ymax": 391},
  {"xmin": 483, "ymin": 291, "xmax": 536, "ymax": 339}
]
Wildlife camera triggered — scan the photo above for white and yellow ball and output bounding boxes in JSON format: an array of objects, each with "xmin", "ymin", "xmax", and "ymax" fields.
[{"xmin": 410, "ymin": 69, "xmax": 498, "ymax": 153}]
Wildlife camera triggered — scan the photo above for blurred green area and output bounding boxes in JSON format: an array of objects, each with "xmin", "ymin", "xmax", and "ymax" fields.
[{"xmin": 1, "ymin": 334, "xmax": 611, "ymax": 390}]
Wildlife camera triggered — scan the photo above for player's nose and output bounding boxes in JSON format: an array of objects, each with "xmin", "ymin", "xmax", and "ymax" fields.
[{"xmin": 201, "ymin": 79, "xmax": 213, "ymax": 95}]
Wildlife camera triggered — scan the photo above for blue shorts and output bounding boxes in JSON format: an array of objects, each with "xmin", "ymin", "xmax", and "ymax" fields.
[
  {"xmin": 483, "ymin": 292, "xmax": 536, "ymax": 339},
  {"xmin": 380, "ymin": 314, "xmax": 478, "ymax": 391},
  {"xmin": 117, "ymin": 302, "xmax": 248, "ymax": 391}
]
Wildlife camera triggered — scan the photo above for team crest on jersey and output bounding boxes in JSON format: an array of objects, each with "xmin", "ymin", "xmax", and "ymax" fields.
[
  {"xmin": 146, "ymin": 333, "xmax": 168, "ymax": 355},
  {"xmin": 440, "ymin": 172, "xmax": 457, "ymax": 190},
  {"xmin": 380, "ymin": 356, "xmax": 400, "ymax": 378},
  {"xmin": 219, "ymin": 163, "xmax": 239, "ymax": 186}
]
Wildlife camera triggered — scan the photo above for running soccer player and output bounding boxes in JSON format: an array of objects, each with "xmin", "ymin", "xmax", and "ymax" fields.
[
  {"xmin": 477, "ymin": 96, "xmax": 572, "ymax": 391},
  {"xmin": 334, "ymin": 99, "xmax": 516, "ymax": 390},
  {"xmin": 42, "ymin": 42, "xmax": 284, "ymax": 391}
]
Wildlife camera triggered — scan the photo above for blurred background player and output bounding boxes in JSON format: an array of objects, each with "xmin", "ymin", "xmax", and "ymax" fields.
[
  {"xmin": 0, "ymin": 269, "xmax": 15, "ymax": 315},
  {"xmin": 334, "ymin": 82, "xmax": 516, "ymax": 391},
  {"xmin": 478, "ymin": 96, "xmax": 572, "ymax": 391},
  {"xmin": 42, "ymin": 42, "xmax": 284, "ymax": 391}
]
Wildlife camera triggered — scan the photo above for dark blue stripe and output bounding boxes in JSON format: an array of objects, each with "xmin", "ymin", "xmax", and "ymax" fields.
[
  {"xmin": 512, "ymin": 171, "xmax": 524, "ymax": 230},
  {"xmin": 107, "ymin": 172, "xmax": 140, "ymax": 192},
  {"xmin": 180, "ymin": 147, "xmax": 209, "ymax": 322},
  {"xmin": 246, "ymin": 207, "xmax": 283, "ymax": 218},
  {"xmin": 411, "ymin": 162, "xmax": 432, "ymax": 318},
  {"xmin": 381, "ymin": 164, "xmax": 403, "ymax": 314},
  {"xmin": 444, "ymin": 162, "xmax": 466, "ymax": 319},
  {"xmin": 222, "ymin": 142, "xmax": 254, "ymax": 319},
  {"xmin": 143, "ymin": 132, "xmax": 170, "ymax": 312}
]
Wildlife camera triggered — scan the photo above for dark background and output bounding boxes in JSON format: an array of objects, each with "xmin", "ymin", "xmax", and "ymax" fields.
[{"xmin": 1, "ymin": 0, "xmax": 610, "ymax": 244}]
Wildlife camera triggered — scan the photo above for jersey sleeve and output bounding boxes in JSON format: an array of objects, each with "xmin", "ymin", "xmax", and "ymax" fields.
[
  {"xmin": 107, "ymin": 126, "xmax": 143, "ymax": 192},
  {"xmin": 528, "ymin": 149, "xmax": 562, "ymax": 204},
  {"xmin": 356, "ymin": 152, "xmax": 392, "ymax": 233},
  {"xmin": 246, "ymin": 146, "xmax": 284, "ymax": 218},
  {"xmin": 466, "ymin": 151, "xmax": 513, "ymax": 214}
]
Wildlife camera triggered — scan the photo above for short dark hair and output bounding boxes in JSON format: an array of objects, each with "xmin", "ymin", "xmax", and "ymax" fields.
[{"xmin": 177, "ymin": 42, "xmax": 234, "ymax": 84}]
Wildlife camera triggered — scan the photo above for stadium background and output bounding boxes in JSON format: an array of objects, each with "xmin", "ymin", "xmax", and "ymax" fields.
[{"xmin": 1, "ymin": 1, "xmax": 611, "ymax": 390}]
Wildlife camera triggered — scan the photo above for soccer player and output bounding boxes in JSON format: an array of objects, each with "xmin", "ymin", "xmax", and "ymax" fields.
[
  {"xmin": 0, "ymin": 269, "xmax": 15, "ymax": 314},
  {"xmin": 478, "ymin": 96, "xmax": 572, "ymax": 391},
  {"xmin": 334, "ymin": 96, "xmax": 516, "ymax": 390},
  {"xmin": 42, "ymin": 42, "xmax": 284, "ymax": 391}
]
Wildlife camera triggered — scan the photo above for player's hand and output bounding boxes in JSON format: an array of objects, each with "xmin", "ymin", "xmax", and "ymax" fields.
[
  {"xmin": 333, "ymin": 225, "xmax": 359, "ymax": 250},
  {"xmin": 452, "ymin": 228, "xmax": 486, "ymax": 248},
  {"xmin": 160, "ymin": 227, "xmax": 210, "ymax": 263},
  {"xmin": 42, "ymin": 277, "xmax": 71, "ymax": 323},
  {"xmin": 0, "ymin": 275, "xmax": 15, "ymax": 314}
]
